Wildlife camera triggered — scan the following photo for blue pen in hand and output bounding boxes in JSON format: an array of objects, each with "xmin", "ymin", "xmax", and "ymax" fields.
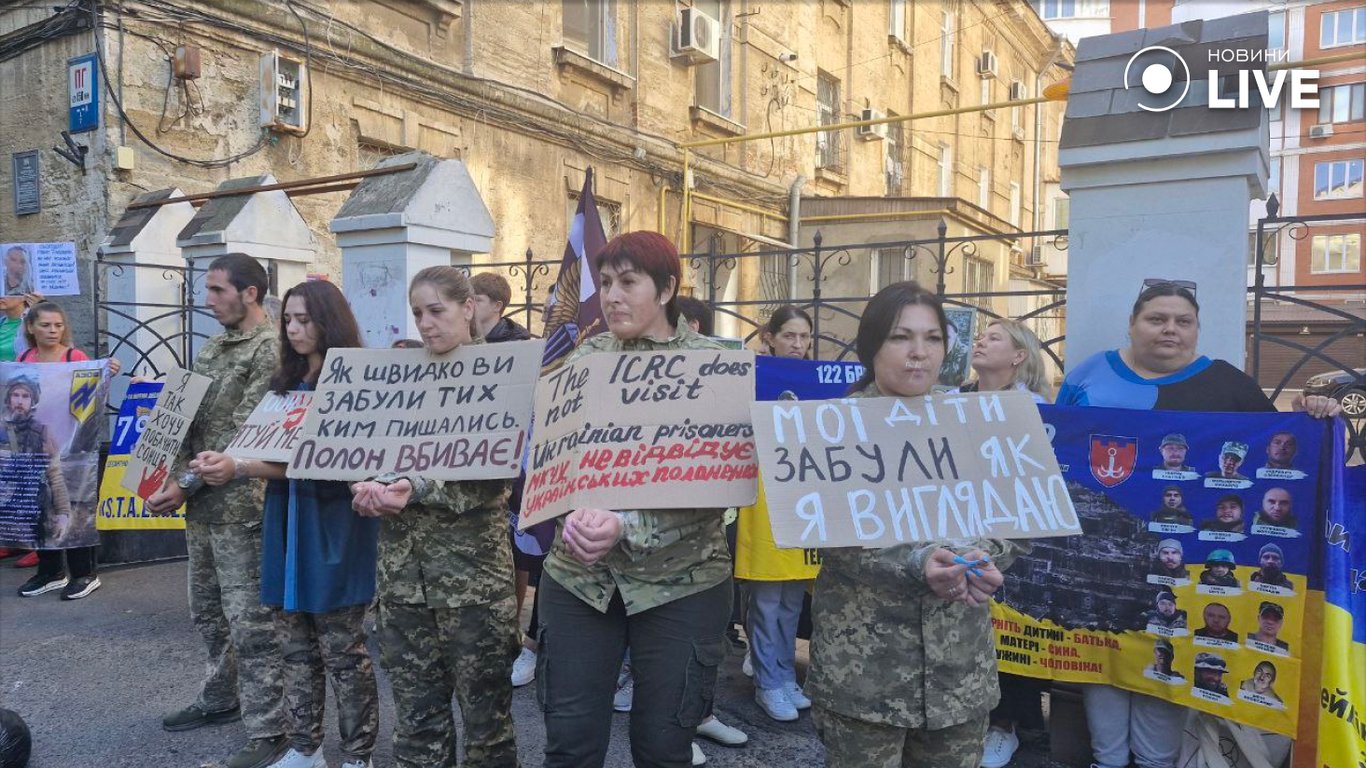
[{"xmin": 953, "ymin": 554, "xmax": 990, "ymax": 578}]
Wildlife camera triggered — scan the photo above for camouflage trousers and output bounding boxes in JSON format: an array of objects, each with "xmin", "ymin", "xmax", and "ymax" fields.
[
  {"xmin": 378, "ymin": 596, "xmax": 520, "ymax": 768},
  {"xmin": 280, "ymin": 604, "xmax": 379, "ymax": 763},
  {"xmin": 186, "ymin": 517, "xmax": 285, "ymax": 738},
  {"xmin": 813, "ymin": 707, "xmax": 988, "ymax": 768}
]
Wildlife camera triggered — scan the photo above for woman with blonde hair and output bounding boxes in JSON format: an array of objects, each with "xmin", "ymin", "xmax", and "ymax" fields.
[{"xmin": 956, "ymin": 318, "xmax": 1050, "ymax": 404}]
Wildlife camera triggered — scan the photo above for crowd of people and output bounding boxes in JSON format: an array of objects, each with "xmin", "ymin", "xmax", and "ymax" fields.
[{"xmin": 1, "ymin": 229, "xmax": 1344, "ymax": 768}]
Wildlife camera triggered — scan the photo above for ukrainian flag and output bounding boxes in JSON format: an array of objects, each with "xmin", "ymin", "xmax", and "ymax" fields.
[{"xmin": 1315, "ymin": 430, "xmax": 1365, "ymax": 767}]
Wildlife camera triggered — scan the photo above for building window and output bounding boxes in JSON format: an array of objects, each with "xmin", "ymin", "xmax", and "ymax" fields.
[
  {"xmin": 1011, "ymin": 81, "xmax": 1024, "ymax": 133},
  {"xmin": 941, "ymin": 8, "xmax": 955, "ymax": 78},
  {"xmin": 566, "ymin": 194, "xmax": 622, "ymax": 239},
  {"xmin": 1268, "ymin": 11, "xmax": 1285, "ymax": 51},
  {"xmin": 889, "ymin": 0, "xmax": 907, "ymax": 43},
  {"xmin": 1321, "ymin": 7, "xmax": 1366, "ymax": 48},
  {"xmin": 1311, "ymin": 233, "xmax": 1362, "ymax": 273},
  {"xmin": 1034, "ymin": 0, "xmax": 1109, "ymax": 18},
  {"xmin": 563, "ymin": 0, "xmax": 615, "ymax": 65},
  {"xmin": 816, "ymin": 71, "xmax": 842, "ymax": 171},
  {"xmin": 964, "ymin": 257, "xmax": 993, "ymax": 306},
  {"xmin": 694, "ymin": 0, "xmax": 731, "ymax": 116},
  {"xmin": 1313, "ymin": 159, "xmax": 1365, "ymax": 200},
  {"xmin": 978, "ymin": 167, "xmax": 990, "ymax": 209},
  {"xmin": 874, "ymin": 247, "xmax": 910, "ymax": 290},
  {"xmin": 1268, "ymin": 158, "xmax": 1281, "ymax": 198},
  {"xmin": 1053, "ymin": 197, "xmax": 1069, "ymax": 229},
  {"xmin": 885, "ymin": 115, "xmax": 905, "ymax": 195},
  {"xmin": 938, "ymin": 143, "xmax": 953, "ymax": 197},
  {"xmin": 1009, "ymin": 182, "xmax": 1022, "ymax": 227},
  {"xmin": 1319, "ymin": 83, "xmax": 1366, "ymax": 125}
]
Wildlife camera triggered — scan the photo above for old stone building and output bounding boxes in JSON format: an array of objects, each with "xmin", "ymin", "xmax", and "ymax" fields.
[{"xmin": 0, "ymin": 0, "xmax": 1070, "ymax": 363}]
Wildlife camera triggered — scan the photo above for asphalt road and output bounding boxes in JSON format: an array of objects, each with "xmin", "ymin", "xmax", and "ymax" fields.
[{"xmin": 0, "ymin": 558, "xmax": 1073, "ymax": 767}]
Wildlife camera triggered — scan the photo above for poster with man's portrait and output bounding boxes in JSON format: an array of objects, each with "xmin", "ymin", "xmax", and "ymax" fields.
[
  {"xmin": 0, "ymin": 360, "xmax": 110, "ymax": 549},
  {"xmin": 938, "ymin": 306, "xmax": 977, "ymax": 387},
  {"xmin": 2, "ymin": 242, "xmax": 80, "ymax": 296}
]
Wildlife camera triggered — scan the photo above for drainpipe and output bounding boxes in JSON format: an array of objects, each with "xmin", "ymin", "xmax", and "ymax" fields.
[
  {"xmin": 788, "ymin": 174, "xmax": 805, "ymax": 298},
  {"xmin": 1032, "ymin": 38, "xmax": 1065, "ymax": 237}
]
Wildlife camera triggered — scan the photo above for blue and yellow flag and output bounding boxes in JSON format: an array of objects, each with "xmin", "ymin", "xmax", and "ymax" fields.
[{"xmin": 1316, "ymin": 427, "xmax": 1365, "ymax": 767}]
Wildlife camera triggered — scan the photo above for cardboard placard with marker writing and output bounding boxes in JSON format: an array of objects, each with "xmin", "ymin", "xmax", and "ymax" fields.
[
  {"xmin": 225, "ymin": 391, "xmax": 313, "ymax": 463},
  {"xmin": 121, "ymin": 367, "xmax": 212, "ymax": 500}
]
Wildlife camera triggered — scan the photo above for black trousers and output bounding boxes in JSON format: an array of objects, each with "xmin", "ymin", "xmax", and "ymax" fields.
[
  {"xmin": 37, "ymin": 546, "xmax": 97, "ymax": 579},
  {"xmin": 990, "ymin": 672, "xmax": 1048, "ymax": 730},
  {"xmin": 538, "ymin": 574, "xmax": 731, "ymax": 768}
]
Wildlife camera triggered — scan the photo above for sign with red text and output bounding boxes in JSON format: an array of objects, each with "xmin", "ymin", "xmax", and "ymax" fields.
[
  {"xmin": 225, "ymin": 391, "xmax": 313, "ymax": 463},
  {"xmin": 520, "ymin": 349, "xmax": 759, "ymax": 528},
  {"xmin": 287, "ymin": 341, "xmax": 544, "ymax": 481},
  {"xmin": 751, "ymin": 391, "xmax": 1081, "ymax": 548},
  {"xmin": 121, "ymin": 367, "xmax": 212, "ymax": 500}
]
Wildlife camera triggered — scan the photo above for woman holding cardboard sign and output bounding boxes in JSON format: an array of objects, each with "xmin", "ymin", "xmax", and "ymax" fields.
[
  {"xmin": 806, "ymin": 282, "xmax": 1027, "ymax": 768},
  {"xmin": 347, "ymin": 266, "xmax": 520, "ymax": 768},
  {"xmin": 193, "ymin": 280, "xmax": 379, "ymax": 768},
  {"xmin": 538, "ymin": 231, "xmax": 734, "ymax": 768}
]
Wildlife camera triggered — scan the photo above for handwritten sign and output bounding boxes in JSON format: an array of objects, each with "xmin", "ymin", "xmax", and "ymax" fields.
[
  {"xmin": 122, "ymin": 367, "xmax": 212, "ymax": 500},
  {"xmin": 750, "ymin": 391, "xmax": 1082, "ymax": 548},
  {"xmin": 225, "ymin": 391, "xmax": 313, "ymax": 463},
  {"xmin": 1, "ymin": 242, "xmax": 80, "ymax": 296},
  {"xmin": 287, "ymin": 341, "xmax": 544, "ymax": 481},
  {"xmin": 520, "ymin": 349, "xmax": 759, "ymax": 528}
]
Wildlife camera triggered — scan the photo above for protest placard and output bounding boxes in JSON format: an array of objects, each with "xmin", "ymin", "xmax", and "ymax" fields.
[
  {"xmin": 287, "ymin": 340, "xmax": 544, "ymax": 481},
  {"xmin": 519, "ymin": 349, "xmax": 759, "ymax": 529},
  {"xmin": 225, "ymin": 391, "xmax": 313, "ymax": 463},
  {"xmin": 122, "ymin": 367, "xmax": 212, "ymax": 500},
  {"xmin": 98, "ymin": 381, "xmax": 185, "ymax": 529},
  {"xmin": 750, "ymin": 390, "xmax": 1080, "ymax": 549},
  {"xmin": 2, "ymin": 242, "xmax": 80, "ymax": 296}
]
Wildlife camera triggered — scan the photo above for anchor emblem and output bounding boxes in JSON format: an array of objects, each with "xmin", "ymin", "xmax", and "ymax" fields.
[{"xmin": 1090, "ymin": 434, "xmax": 1138, "ymax": 488}]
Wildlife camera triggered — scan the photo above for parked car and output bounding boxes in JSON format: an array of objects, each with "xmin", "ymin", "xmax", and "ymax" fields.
[{"xmin": 1304, "ymin": 368, "xmax": 1366, "ymax": 417}]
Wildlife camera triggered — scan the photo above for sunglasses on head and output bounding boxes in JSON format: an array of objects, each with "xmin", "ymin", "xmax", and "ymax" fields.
[{"xmin": 1141, "ymin": 279, "xmax": 1197, "ymax": 299}]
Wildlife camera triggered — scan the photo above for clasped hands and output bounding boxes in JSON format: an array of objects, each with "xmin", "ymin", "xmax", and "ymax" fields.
[
  {"xmin": 350, "ymin": 479, "xmax": 413, "ymax": 517},
  {"xmin": 924, "ymin": 547, "xmax": 1004, "ymax": 606},
  {"xmin": 561, "ymin": 508, "xmax": 623, "ymax": 565}
]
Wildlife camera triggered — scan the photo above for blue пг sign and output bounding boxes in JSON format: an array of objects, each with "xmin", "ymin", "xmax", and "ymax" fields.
[{"xmin": 68, "ymin": 53, "xmax": 99, "ymax": 133}]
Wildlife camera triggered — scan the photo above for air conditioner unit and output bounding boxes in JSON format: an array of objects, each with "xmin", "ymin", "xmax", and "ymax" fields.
[
  {"xmin": 976, "ymin": 51, "xmax": 999, "ymax": 79},
  {"xmin": 1308, "ymin": 123, "xmax": 1334, "ymax": 139},
  {"xmin": 259, "ymin": 50, "xmax": 308, "ymax": 134},
  {"xmin": 857, "ymin": 108, "xmax": 888, "ymax": 140},
  {"xmin": 1009, "ymin": 81, "xmax": 1027, "ymax": 100},
  {"xmin": 674, "ymin": 7, "xmax": 720, "ymax": 64},
  {"xmin": 1027, "ymin": 245, "xmax": 1045, "ymax": 267}
]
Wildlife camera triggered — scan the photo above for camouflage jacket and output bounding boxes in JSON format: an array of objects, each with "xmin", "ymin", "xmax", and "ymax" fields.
[
  {"xmin": 177, "ymin": 322, "xmax": 278, "ymax": 524},
  {"xmin": 542, "ymin": 324, "xmax": 733, "ymax": 615},
  {"xmin": 805, "ymin": 382, "xmax": 1029, "ymax": 730},
  {"xmin": 378, "ymin": 476, "xmax": 514, "ymax": 608}
]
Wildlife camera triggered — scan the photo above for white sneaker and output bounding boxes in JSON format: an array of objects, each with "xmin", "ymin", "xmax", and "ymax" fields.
[
  {"xmin": 510, "ymin": 647, "xmax": 537, "ymax": 687},
  {"xmin": 755, "ymin": 687, "xmax": 798, "ymax": 722},
  {"xmin": 696, "ymin": 716, "xmax": 748, "ymax": 746},
  {"xmin": 269, "ymin": 748, "xmax": 327, "ymax": 768},
  {"xmin": 979, "ymin": 726, "xmax": 1020, "ymax": 768},
  {"xmin": 339, "ymin": 762, "xmax": 371, "ymax": 768},
  {"xmin": 613, "ymin": 670, "xmax": 634, "ymax": 712},
  {"xmin": 783, "ymin": 681, "xmax": 812, "ymax": 710},
  {"xmin": 691, "ymin": 741, "xmax": 707, "ymax": 766},
  {"xmin": 741, "ymin": 653, "xmax": 753, "ymax": 678}
]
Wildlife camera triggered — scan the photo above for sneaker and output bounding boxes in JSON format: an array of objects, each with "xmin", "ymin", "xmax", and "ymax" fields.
[
  {"xmin": 696, "ymin": 716, "xmax": 748, "ymax": 746},
  {"xmin": 225, "ymin": 736, "xmax": 289, "ymax": 768},
  {"xmin": 510, "ymin": 646, "xmax": 537, "ymax": 687},
  {"xmin": 726, "ymin": 626, "xmax": 747, "ymax": 651},
  {"xmin": 268, "ymin": 748, "xmax": 326, "ymax": 768},
  {"xmin": 741, "ymin": 653, "xmax": 753, "ymax": 678},
  {"xmin": 613, "ymin": 672, "xmax": 634, "ymax": 712},
  {"xmin": 13, "ymin": 551, "xmax": 38, "ymax": 568},
  {"xmin": 691, "ymin": 741, "xmax": 707, "ymax": 766},
  {"xmin": 755, "ymin": 687, "xmax": 798, "ymax": 722},
  {"xmin": 783, "ymin": 681, "xmax": 812, "ymax": 710},
  {"xmin": 17, "ymin": 572, "xmax": 67, "ymax": 597},
  {"xmin": 980, "ymin": 726, "xmax": 1020, "ymax": 768},
  {"xmin": 340, "ymin": 762, "xmax": 372, "ymax": 768},
  {"xmin": 60, "ymin": 575, "xmax": 101, "ymax": 600},
  {"xmin": 161, "ymin": 703, "xmax": 242, "ymax": 732}
]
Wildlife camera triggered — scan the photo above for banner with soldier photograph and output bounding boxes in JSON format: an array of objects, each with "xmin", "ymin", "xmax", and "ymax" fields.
[
  {"xmin": 0, "ymin": 360, "xmax": 110, "ymax": 549},
  {"xmin": 991, "ymin": 406, "xmax": 1327, "ymax": 737}
]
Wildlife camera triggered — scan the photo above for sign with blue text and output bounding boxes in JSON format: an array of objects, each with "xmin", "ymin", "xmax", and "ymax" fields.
[{"xmin": 68, "ymin": 53, "xmax": 99, "ymax": 133}]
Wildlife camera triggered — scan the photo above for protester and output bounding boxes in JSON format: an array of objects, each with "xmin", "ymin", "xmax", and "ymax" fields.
[
  {"xmin": 145, "ymin": 253, "xmax": 288, "ymax": 768},
  {"xmin": 191, "ymin": 281, "xmax": 379, "ymax": 768},
  {"xmin": 807, "ymin": 282, "xmax": 1023, "ymax": 768},
  {"xmin": 12, "ymin": 301, "xmax": 120, "ymax": 599},
  {"xmin": 1055, "ymin": 280, "xmax": 1339, "ymax": 768},
  {"xmin": 349, "ymin": 266, "xmax": 519, "ymax": 768},
  {"xmin": 537, "ymin": 231, "xmax": 734, "ymax": 768},
  {"xmin": 471, "ymin": 272, "xmax": 532, "ymax": 343},
  {"xmin": 950, "ymin": 317, "xmax": 1051, "ymax": 768},
  {"xmin": 736, "ymin": 305, "xmax": 816, "ymax": 725},
  {"xmin": 390, "ymin": 338, "xmax": 423, "ymax": 349}
]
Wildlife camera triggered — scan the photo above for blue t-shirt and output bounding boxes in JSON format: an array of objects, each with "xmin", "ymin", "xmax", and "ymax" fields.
[{"xmin": 1057, "ymin": 350, "xmax": 1275, "ymax": 413}]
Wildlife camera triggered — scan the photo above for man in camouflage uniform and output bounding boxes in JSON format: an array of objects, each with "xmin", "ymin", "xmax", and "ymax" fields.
[{"xmin": 146, "ymin": 253, "xmax": 287, "ymax": 768}]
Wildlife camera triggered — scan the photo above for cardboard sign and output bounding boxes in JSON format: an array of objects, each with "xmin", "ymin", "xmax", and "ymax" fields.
[
  {"xmin": 751, "ymin": 391, "xmax": 1082, "ymax": 548},
  {"xmin": 224, "ymin": 390, "xmax": 313, "ymax": 463},
  {"xmin": 520, "ymin": 349, "xmax": 759, "ymax": 528},
  {"xmin": 287, "ymin": 341, "xmax": 544, "ymax": 481},
  {"xmin": 122, "ymin": 367, "xmax": 212, "ymax": 500}
]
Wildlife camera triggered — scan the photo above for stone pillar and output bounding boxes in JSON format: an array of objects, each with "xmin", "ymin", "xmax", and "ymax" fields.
[
  {"xmin": 98, "ymin": 189, "xmax": 197, "ymax": 377},
  {"xmin": 176, "ymin": 175, "xmax": 319, "ymax": 357},
  {"xmin": 330, "ymin": 152, "xmax": 495, "ymax": 349},
  {"xmin": 1059, "ymin": 13, "xmax": 1269, "ymax": 370}
]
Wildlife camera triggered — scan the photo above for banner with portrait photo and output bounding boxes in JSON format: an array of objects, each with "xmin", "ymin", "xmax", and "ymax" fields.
[
  {"xmin": 0, "ymin": 360, "xmax": 110, "ymax": 549},
  {"xmin": 991, "ymin": 405, "xmax": 1328, "ymax": 736},
  {"xmin": 97, "ymin": 381, "xmax": 185, "ymax": 530}
]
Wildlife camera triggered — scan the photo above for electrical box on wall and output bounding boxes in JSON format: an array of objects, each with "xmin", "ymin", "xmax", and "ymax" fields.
[{"xmin": 259, "ymin": 50, "xmax": 307, "ymax": 134}]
